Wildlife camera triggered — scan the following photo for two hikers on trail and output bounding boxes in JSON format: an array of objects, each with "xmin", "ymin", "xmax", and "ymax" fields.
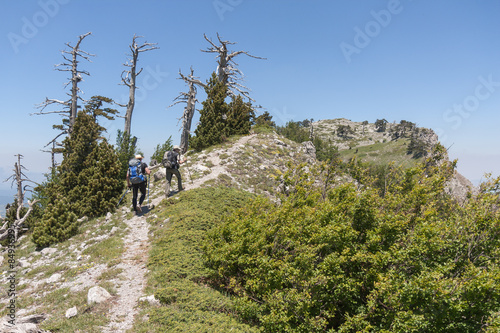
[
  {"xmin": 163, "ymin": 145, "xmax": 186, "ymax": 197},
  {"xmin": 126, "ymin": 154, "xmax": 151, "ymax": 214}
]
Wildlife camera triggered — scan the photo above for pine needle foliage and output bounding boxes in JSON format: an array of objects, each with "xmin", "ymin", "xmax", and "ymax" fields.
[
  {"xmin": 32, "ymin": 196, "xmax": 77, "ymax": 248},
  {"xmin": 191, "ymin": 72, "xmax": 254, "ymax": 151},
  {"xmin": 32, "ymin": 101, "xmax": 123, "ymax": 247}
]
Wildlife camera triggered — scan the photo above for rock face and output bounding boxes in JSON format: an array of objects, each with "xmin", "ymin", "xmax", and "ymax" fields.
[
  {"xmin": 446, "ymin": 171, "xmax": 479, "ymax": 202},
  {"xmin": 301, "ymin": 141, "xmax": 316, "ymax": 163},
  {"xmin": 87, "ymin": 286, "xmax": 112, "ymax": 304}
]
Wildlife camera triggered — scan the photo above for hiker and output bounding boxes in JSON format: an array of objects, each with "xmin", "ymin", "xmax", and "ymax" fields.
[
  {"xmin": 126, "ymin": 154, "xmax": 151, "ymax": 214},
  {"xmin": 163, "ymin": 145, "xmax": 186, "ymax": 197}
]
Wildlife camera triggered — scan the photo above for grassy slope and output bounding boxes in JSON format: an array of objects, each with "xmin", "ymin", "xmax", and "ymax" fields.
[
  {"xmin": 339, "ymin": 138, "xmax": 422, "ymax": 168},
  {"xmin": 132, "ymin": 187, "xmax": 260, "ymax": 332}
]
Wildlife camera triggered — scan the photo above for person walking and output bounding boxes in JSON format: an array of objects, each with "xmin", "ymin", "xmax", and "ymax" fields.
[
  {"xmin": 164, "ymin": 145, "xmax": 186, "ymax": 197},
  {"xmin": 126, "ymin": 154, "xmax": 151, "ymax": 214}
]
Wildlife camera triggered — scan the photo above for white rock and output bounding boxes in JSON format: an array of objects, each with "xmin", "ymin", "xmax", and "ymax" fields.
[
  {"xmin": 195, "ymin": 165, "xmax": 210, "ymax": 172},
  {"xmin": 65, "ymin": 306, "xmax": 78, "ymax": 319},
  {"xmin": 87, "ymin": 286, "xmax": 112, "ymax": 304},
  {"xmin": 154, "ymin": 169, "xmax": 166, "ymax": 181},
  {"xmin": 41, "ymin": 247, "xmax": 57, "ymax": 256},
  {"xmin": 106, "ymin": 212, "xmax": 113, "ymax": 220},
  {"xmin": 138, "ymin": 295, "xmax": 160, "ymax": 306},
  {"xmin": 110, "ymin": 226, "xmax": 119, "ymax": 235},
  {"xmin": 18, "ymin": 259, "xmax": 30, "ymax": 268},
  {"xmin": 47, "ymin": 273, "xmax": 62, "ymax": 283}
]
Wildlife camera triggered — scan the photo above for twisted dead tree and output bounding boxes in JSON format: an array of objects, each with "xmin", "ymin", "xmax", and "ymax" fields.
[
  {"xmin": 202, "ymin": 33, "xmax": 265, "ymax": 102},
  {"xmin": 31, "ymin": 32, "xmax": 93, "ymax": 165},
  {"xmin": 168, "ymin": 68, "xmax": 206, "ymax": 153},
  {"xmin": 33, "ymin": 32, "xmax": 93, "ymax": 135},
  {"xmin": 117, "ymin": 34, "xmax": 158, "ymax": 136},
  {"xmin": 0, "ymin": 155, "xmax": 39, "ymax": 242}
]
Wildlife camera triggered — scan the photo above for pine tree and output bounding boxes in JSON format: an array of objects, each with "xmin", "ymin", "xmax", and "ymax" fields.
[
  {"xmin": 32, "ymin": 100, "xmax": 123, "ymax": 247},
  {"xmin": 191, "ymin": 72, "xmax": 229, "ymax": 150},
  {"xmin": 32, "ymin": 196, "xmax": 77, "ymax": 248},
  {"xmin": 226, "ymin": 95, "xmax": 254, "ymax": 137},
  {"xmin": 59, "ymin": 110, "xmax": 123, "ymax": 217}
]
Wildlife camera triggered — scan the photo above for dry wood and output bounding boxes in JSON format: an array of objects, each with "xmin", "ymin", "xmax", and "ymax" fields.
[{"xmin": 119, "ymin": 34, "xmax": 158, "ymax": 136}]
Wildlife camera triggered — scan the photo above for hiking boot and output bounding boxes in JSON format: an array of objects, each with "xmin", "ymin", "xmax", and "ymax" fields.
[{"xmin": 136, "ymin": 205, "xmax": 142, "ymax": 213}]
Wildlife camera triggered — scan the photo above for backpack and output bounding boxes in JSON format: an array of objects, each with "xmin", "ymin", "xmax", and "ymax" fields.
[
  {"xmin": 162, "ymin": 151, "xmax": 178, "ymax": 169},
  {"xmin": 128, "ymin": 159, "xmax": 145, "ymax": 184}
]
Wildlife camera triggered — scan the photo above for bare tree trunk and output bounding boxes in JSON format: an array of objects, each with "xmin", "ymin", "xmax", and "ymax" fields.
[
  {"xmin": 1, "ymin": 155, "xmax": 39, "ymax": 241},
  {"xmin": 202, "ymin": 33, "xmax": 265, "ymax": 102},
  {"xmin": 118, "ymin": 34, "xmax": 158, "ymax": 137},
  {"xmin": 32, "ymin": 31, "xmax": 93, "ymax": 153},
  {"xmin": 169, "ymin": 68, "xmax": 206, "ymax": 153}
]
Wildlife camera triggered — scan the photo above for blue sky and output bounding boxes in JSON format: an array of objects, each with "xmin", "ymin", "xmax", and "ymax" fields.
[{"xmin": 1, "ymin": 0, "xmax": 499, "ymax": 199}]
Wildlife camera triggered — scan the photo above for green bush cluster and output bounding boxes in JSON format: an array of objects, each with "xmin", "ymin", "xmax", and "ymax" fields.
[{"xmin": 203, "ymin": 146, "xmax": 500, "ymax": 332}]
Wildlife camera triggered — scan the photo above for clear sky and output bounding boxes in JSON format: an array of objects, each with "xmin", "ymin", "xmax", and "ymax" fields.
[{"xmin": 1, "ymin": 0, "xmax": 499, "ymax": 198}]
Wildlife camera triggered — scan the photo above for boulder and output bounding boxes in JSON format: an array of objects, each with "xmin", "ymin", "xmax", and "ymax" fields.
[
  {"xmin": 65, "ymin": 306, "xmax": 78, "ymax": 319},
  {"xmin": 301, "ymin": 141, "xmax": 316, "ymax": 163},
  {"xmin": 87, "ymin": 286, "xmax": 112, "ymax": 304},
  {"xmin": 138, "ymin": 295, "xmax": 161, "ymax": 306},
  {"xmin": 154, "ymin": 169, "xmax": 166, "ymax": 181},
  {"xmin": 46, "ymin": 273, "xmax": 61, "ymax": 284},
  {"xmin": 40, "ymin": 247, "xmax": 57, "ymax": 256}
]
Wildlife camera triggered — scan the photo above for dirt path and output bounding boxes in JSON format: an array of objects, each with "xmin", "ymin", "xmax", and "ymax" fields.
[
  {"xmin": 103, "ymin": 134, "xmax": 256, "ymax": 332},
  {"xmin": 102, "ymin": 213, "xmax": 149, "ymax": 333}
]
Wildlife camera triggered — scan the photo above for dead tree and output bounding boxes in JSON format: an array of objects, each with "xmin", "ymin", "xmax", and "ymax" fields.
[
  {"xmin": 31, "ymin": 32, "xmax": 93, "ymax": 166},
  {"xmin": 117, "ymin": 34, "xmax": 158, "ymax": 137},
  {"xmin": 33, "ymin": 32, "xmax": 93, "ymax": 134},
  {"xmin": 201, "ymin": 33, "xmax": 265, "ymax": 102},
  {"xmin": 0, "ymin": 155, "xmax": 39, "ymax": 242},
  {"xmin": 168, "ymin": 68, "xmax": 206, "ymax": 153}
]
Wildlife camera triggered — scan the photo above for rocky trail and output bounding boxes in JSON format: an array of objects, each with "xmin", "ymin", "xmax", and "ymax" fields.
[{"xmin": 101, "ymin": 134, "xmax": 257, "ymax": 332}]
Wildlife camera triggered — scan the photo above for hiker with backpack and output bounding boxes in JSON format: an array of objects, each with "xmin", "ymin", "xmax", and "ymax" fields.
[
  {"xmin": 162, "ymin": 145, "xmax": 186, "ymax": 197},
  {"xmin": 126, "ymin": 154, "xmax": 151, "ymax": 214}
]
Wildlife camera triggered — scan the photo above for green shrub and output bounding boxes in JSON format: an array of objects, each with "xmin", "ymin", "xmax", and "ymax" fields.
[
  {"xmin": 136, "ymin": 187, "xmax": 259, "ymax": 332},
  {"xmin": 32, "ymin": 197, "xmax": 77, "ymax": 248},
  {"xmin": 203, "ymin": 148, "xmax": 500, "ymax": 332}
]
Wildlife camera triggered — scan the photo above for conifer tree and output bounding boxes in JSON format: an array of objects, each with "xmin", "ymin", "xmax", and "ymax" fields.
[
  {"xmin": 191, "ymin": 73, "xmax": 229, "ymax": 150},
  {"xmin": 32, "ymin": 196, "xmax": 77, "ymax": 248},
  {"xmin": 226, "ymin": 95, "xmax": 254, "ymax": 137},
  {"xmin": 58, "ymin": 110, "xmax": 123, "ymax": 217},
  {"xmin": 32, "ymin": 99, "xmax": 123, "ymax": 247}
]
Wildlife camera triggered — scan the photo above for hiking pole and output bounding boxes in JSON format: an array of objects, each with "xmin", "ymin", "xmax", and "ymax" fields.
[
  {"xmin": 147, "ymin": 174, "xmax": 150, "ymax": 207},
  {"xmin": 183, "ymin": 155, "xmax": 194, "ymax": 185},
  {"xmin": 117, "ymin": 187, "xmax": 130, "ymax": 207}
]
